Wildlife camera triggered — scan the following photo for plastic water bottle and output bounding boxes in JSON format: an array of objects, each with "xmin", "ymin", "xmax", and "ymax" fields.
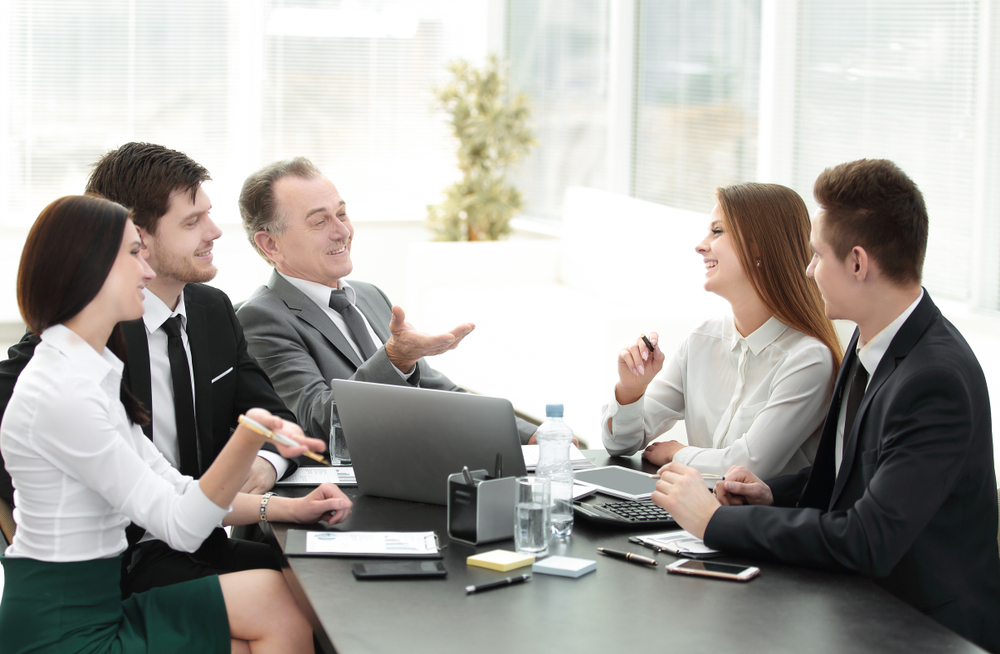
[{"xmin": 535, "ymin": 404, "xmax": 574, "ymax": 539}]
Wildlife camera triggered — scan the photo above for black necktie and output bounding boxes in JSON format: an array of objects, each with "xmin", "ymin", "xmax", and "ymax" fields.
[
  {"xmin": 843, "ymin": 359, "xmax": 869, "ymax": 450},
  {"xmin": 162, "ymin": 316, "xmax": 199, "ymax": 476},
  {"xmin": 329, "ymin": 289, "xmax": 379, "ymax": 361}
]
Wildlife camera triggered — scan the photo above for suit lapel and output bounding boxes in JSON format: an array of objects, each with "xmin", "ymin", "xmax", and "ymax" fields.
[
  {"xmin": 268, "ymin": 271, "xmax": 365, "ymax": 369},
  {"xmin": 184, "ymin": 287, "xmax": 213, "ymax": 475},
  {"xmin": 829, "ymin": 292, "xmax": 938, "ymax": 507},
  {"xmin": 121, "ymin": 319, "xmax": 154, "ymax": 439}
]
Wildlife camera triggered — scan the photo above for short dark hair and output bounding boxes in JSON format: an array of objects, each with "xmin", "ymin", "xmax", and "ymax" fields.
[
  {"xmin": 239, "ymin": 157, "xmax": 323, "ymax": 264},
  {"xmin": 813, "ymin": 159, "xmax": 928, "ymax": 285},
  {"xmin": 17, "ymin": 195, "xmax": 149, "ymax": 426},
  {"xmin": 85, "ymin": 142, "xmax": 211, "ymax": 235}
]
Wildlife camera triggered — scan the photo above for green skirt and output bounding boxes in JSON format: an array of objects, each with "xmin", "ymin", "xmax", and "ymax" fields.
[{"xmin": 0, "ymin": 553, "xmax": 230, "ymax": 654}]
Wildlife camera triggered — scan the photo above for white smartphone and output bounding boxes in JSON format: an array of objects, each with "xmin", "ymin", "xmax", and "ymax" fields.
[{"xmin": 666, "ymin": 558, "xmax": 760, "ymax": 582}]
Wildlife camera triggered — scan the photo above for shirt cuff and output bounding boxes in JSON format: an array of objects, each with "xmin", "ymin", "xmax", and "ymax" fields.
[
  {"xmin": 257, "ymin": 450, "xmax": 289, "ymax": 481},
  {"xmin": 391, "ymin": 361, "xmax": 418, "ymax": 381},
  {"xmin": 181, "ymin": 482, "xmax": 232, "ymax": 538}
]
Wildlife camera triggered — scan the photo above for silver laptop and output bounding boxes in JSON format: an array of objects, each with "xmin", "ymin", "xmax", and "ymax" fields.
[{"xmin": 331, "ymin": 379, "xmax": 527, "ymax": 505}]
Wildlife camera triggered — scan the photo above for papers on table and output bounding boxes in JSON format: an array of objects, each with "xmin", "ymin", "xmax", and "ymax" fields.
[
  {"xmin": 634, "ymin": 530, "xmax": 723, "ymax": 559},
  {"xmin": 521, "ymin": 444, "xmax": 597, "ymax": 471},
  {"xmin": 297, "ymin": 531, "xmax": 441, "ymax": 557},
  {"xmin": 276, "ymin": 466, "xmax": 357, "ymax": 486}
]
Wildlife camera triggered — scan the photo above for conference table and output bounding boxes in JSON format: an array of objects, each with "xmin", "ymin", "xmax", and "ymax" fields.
[{"xmin": 265, "ymin": 452, "xmax": 984, "ymax": 654}]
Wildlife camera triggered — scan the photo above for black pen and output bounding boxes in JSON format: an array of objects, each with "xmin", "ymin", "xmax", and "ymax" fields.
[
  {"xmin": 597, "ymin": 548, "xmax": 658, "ymax": 567},
  {"xmin": 640, "ymin": 333, "xmax": 656, "ymax": 354},
  {"xmin": 465, "ymin": 574, "xmax": 531, "ymax": 594},
  {"xmin": 494, "ymin": 453, "xmax": 503, "ymax": 478}
]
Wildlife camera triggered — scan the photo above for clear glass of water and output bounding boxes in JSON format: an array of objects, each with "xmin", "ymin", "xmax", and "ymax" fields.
[
  {"xmin": 330, "ymin": 415, "xmax": 350, "ymax": 465},
  {"xmin": 515, "ymin": 476, "xmax": 550, "ymax": 557}
]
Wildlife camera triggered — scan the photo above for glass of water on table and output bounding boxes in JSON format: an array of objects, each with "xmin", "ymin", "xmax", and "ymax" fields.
[{"xmin": 515, "ymin": 476, "xmax": 550, "ymax": 557}]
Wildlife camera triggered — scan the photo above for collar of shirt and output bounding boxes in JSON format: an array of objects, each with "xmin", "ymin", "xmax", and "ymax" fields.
[
  {"xmin": 857, "ymin": 289, "xmax": 924, "ymax": 376},
  {"xmin": 729, "ymin": 316, "xmax": 789, "ymax": 355},
  {"xmin": 40, "ymin": 323, "xmax": 123, "ymax": 384},
  {"xmin": 278, "ymin": 271, "xmax": 356, "ymax": 309},
  {"xmin": 142, "ymin": 288, "xmax": 189, "ymax": 333}
]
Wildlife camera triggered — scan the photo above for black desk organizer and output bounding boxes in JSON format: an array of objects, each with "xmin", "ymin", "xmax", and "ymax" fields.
[{"xmin": 446, "ymin": 470, "xmax": 517, "ymax": 546}]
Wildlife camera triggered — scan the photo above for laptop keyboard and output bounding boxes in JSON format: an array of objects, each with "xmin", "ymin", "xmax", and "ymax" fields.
[{"xmin": 573, "ymin": 498, "xmax": 676, "ymax": 528}]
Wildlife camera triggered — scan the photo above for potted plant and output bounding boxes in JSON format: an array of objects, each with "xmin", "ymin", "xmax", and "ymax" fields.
[{"xmin": 427, "ymin": 56, "xmax": 534, "ymax": 241}]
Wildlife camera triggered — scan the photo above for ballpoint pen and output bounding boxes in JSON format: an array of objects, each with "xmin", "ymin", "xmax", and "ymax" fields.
[
  {"xmin": 648, "ymin": 472, "xmax": 724, "ymax": 479},
  {"xmin": 237, "ymin": 414, "xmax": 331, "ymax": 466},
  {"xmin": 640, "ymin": 333, "xmax": 656, "ymax": 354},
  {"xmin": 465, "ymin": 574, "xmax": 531, "ymax": 594},
  {"xmin": 597, "ymin": 548, "xmax": 658, "ymax": 567}
]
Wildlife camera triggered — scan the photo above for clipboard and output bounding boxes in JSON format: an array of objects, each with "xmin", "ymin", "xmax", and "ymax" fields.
[{"xmin": 285, "ymin": 529, "xmax": 443, "ymax": 559}]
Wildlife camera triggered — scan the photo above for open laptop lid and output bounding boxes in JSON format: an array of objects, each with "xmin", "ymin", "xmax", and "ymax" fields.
[{"xmin": 331, "ymin": 379, "xmax": 526, "ymax": 505}]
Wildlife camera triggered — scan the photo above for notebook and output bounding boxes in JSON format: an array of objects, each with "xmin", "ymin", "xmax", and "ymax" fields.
[{"xmin": 331, "ymin": 379, "xmax": 527, "ymax": 505}]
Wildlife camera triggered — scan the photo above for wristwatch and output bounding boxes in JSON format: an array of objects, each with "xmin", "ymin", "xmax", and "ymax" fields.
[{"xmin": 259, "ymin": 492, "xmax": 275, "ymax": 522}]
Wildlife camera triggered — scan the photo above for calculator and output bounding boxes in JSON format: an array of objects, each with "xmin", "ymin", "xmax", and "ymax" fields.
[{"xmin": 572, "ymin": 498, "xmax": 678, "ymax": 528}]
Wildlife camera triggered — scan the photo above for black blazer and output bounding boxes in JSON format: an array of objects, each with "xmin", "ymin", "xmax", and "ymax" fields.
[
  {"xmin": 704, "ymin": 292, "xmax": 1000, "ymax": 652},
  {"xmin": 0, "ymin": 283, "xmax": 296, "ymax": 506}
]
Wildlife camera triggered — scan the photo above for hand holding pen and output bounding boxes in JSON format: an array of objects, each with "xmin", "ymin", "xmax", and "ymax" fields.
[
  {"xmin": 237, "ymin": 412, "xmax": 331, "ymax": 465},
  {"xmin": 615, "ymin": 332, "xmax": 666, "ymax": 406}
]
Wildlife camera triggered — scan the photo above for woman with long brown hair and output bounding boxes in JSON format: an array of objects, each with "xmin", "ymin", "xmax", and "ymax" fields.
[
  {"xmin": 0, "ymin": 195, "xmax": 329, "ymax": 653},
  {"xmin": 602, "ymin": 183, "xmax": 842, "ymax": 478}
]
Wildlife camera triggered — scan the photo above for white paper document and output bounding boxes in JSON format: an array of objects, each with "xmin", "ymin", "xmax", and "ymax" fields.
[
  {"xmin": 638, "ymin": 530, "xmax": 722, "ymax": 558},
  {"xmin": 276, "ymin": 466, "xmax": 357, "ymax": 486},
  {"xmin": 521, "ymin": 444, "xmax": 597, "ymax": 471},
  {"xmin": 305, "ymin": 531, "xmax": 439, "ymax": 556}
]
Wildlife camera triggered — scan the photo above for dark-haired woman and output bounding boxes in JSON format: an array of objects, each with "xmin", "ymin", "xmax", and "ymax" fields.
[
  {"xmin": 0, "ymin": 195, "xmax": 322, "ymax": 653},
  {"xmin": 602, "ymin": 183, "xmax": 843, "ymax": 479}
]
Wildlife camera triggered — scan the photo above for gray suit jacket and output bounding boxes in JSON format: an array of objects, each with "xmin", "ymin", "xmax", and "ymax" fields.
[{"xmin": 237, "ymin": 271, "xmax": 534, "ymax": 445}]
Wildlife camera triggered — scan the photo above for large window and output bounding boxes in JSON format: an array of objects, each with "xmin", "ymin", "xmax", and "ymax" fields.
[
  {"xmin": 505, "ymin": 0, "xmax": 1000, "ymax": 309},
  {"xmin": 633, "ymin": 0, "xmax": 761, "ymax": 213},
  {"xmin": 0, "ymin": 0, "xmax": 485, "ymax": 227},
  {"xmin": 506, "ymin": 0, "xmax": 610, "ymax": 220}
]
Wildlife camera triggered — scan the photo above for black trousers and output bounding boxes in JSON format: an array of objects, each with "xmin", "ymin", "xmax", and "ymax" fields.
[{"xmin": 121, "ymin": 527, "xmax": 281, "ymax": 598}]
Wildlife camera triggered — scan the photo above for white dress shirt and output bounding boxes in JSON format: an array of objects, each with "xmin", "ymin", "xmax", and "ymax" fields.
[
  {"xmin": 834, "ymin": 289, "xmax": 924, "ymax": 474},
  {"xmin": 1, "ymin": 325, "xmax": 227, "ymax": 562},
  {"xmin": 602, "ymin": 316, "xmax": 835, "ymax": 478},
  {"xmin": 143, "ymin": 291, "xmax": 288, "ymax": 479},
  {"xmin": 278, "ymin": 272, "xmax": 413, "ymax": 381}
]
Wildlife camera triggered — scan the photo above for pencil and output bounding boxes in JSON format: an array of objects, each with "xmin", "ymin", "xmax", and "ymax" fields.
[{"xmin": 237, "ymin": 414, "xmax": 331, "ymax": 466}]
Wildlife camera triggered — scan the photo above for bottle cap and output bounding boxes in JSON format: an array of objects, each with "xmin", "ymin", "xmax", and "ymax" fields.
[{"xmin": 545, "ymin": 404, "xmax": 564, "ymax": 418}]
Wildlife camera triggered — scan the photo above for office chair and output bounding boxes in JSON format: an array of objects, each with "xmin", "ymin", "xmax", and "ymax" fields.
[{"xmin": 0, "ymin": 496, "xmax": 15, "ymax": 547}]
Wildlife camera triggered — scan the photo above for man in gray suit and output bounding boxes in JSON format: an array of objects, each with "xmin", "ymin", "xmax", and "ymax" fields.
[{"xmin": 236, "ymin": 157, "xmax": 536, "ymax": 449}]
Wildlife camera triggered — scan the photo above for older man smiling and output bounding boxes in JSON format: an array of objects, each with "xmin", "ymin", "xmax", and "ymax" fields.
[{"xmin": 236, "ymin": 157, "xmax": 536, "ymax": 448}]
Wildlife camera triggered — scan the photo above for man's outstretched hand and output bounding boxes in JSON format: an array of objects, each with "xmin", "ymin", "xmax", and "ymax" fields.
[{"xmin": 384, "ymin": 306, "xmax": 474, "ymax": 373}]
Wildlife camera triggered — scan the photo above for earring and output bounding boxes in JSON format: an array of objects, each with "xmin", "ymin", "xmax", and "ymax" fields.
[{"xmin": 756, "ymin": 259, "xmax": 761, "ymax": 268}]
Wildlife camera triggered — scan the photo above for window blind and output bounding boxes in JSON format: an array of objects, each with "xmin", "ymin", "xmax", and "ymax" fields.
[
  {"xmin": 792, "ymin": 1, "xmax": 981, "ymax": 302},
  {"xmin": 3, "ymin": 0, "xmax": 231, "ymax": 226},
  {"xmin": 506, "ymin": 0, "xmax": 610, "ymax": 221},
  {"xmin": 632, "ymin": 0, "xmax": 761, "ymax": 214}
]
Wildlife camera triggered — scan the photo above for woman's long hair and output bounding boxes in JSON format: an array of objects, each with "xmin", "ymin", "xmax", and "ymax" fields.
[
  {"xmin": 18, "ymin": 195, "xmax": 149, "ymax": 425},
  {"xmin": 717, "ymin": 183, "xmax": 843, "ymax": 379}
]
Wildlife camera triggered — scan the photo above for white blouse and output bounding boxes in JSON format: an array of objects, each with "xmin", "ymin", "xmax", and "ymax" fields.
[
  {"xmin": 1, "ymin": 325, "xmax": 227, "ymax": 562},
  {"xmin": 602, "ymin": 316, "xmax": 835, "ymax": 478}
]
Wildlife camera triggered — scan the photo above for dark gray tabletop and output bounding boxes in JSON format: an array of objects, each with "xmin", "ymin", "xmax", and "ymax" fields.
[{"xmin": 266, "ymin": 452, "xmax": 983, "ymax": 654}]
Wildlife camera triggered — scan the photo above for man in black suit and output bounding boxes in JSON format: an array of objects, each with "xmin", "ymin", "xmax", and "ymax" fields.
[
  {"xmin": 650, "ymin": 159, "xmax": 1000, "ymax": 652},
  {"xmin": 0, "ymin": 143, "xmax": 351, "ymax": 596}
]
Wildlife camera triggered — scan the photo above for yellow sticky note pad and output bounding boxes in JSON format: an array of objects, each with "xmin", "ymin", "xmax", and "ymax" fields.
[{"xmin": 467, "ymin": 550, "xmax": 535, "ymax": 572}]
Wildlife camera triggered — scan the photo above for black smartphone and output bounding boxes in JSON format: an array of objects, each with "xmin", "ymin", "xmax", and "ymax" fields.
[{"xmin": 352, "ymin": 561, "xmax": 448, "ymax": 580}]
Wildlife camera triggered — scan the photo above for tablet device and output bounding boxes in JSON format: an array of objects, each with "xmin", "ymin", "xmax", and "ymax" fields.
[{"xmin": 572, "ymin": 466, "xmax": 657, "ymax": 501}]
